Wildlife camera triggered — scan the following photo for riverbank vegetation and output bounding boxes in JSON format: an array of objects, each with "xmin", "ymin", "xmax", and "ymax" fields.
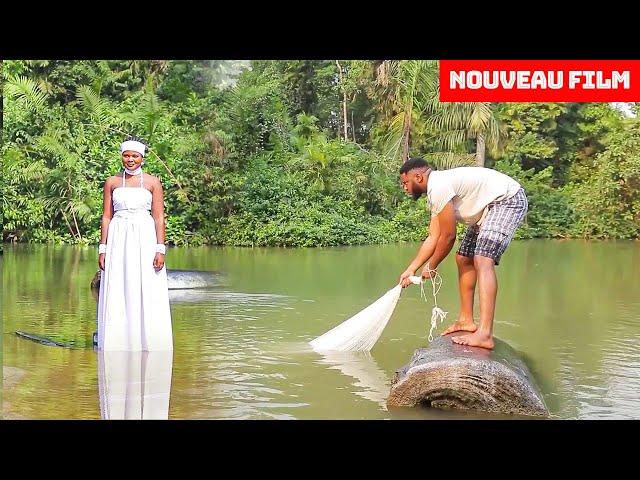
[{"xmin": 3, "ymin": 60, "xmax": 638, "ymax": 247}]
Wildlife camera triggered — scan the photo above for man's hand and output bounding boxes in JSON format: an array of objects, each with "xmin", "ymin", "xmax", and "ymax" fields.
[
  {"xmin": 421, "ymin": 264, "xmax": 438, "ymax": 280},
  {"xmin": 399, "ymin": 268, "xmax": 416, "ymax": 288},
  {"xmin": 153, "ymin": 253, "xmax": 165, "ymax": 271},
  {"xmin": 98, "ymin": 253, "xmax": 105, "ymax": 271}
]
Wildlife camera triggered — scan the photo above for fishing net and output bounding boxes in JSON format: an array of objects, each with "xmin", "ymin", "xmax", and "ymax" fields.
[{"xmin": 310, "ymin": 272, "xmax": 448, "ymax": 352}]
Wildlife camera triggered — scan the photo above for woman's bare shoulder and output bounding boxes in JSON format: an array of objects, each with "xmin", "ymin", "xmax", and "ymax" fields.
[
  {"xmin": 144, "ymin": 173, "xmax": 163, "ymax": 188},
  {"xmin": 104, "ymin": 174, "xmax": 123, "ymax": 188}
]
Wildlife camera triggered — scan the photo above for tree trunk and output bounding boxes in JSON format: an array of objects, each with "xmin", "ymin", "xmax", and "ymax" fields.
[
  {"xmin": 335, "ymin": 61, "xmax": 349, "ymax": 141},
  {"xmin": 475, "ymin": 133, "xmax": 486, "ymax": 167},
  {"xmin": 387, "ymin": 334, "xmax": 549, "ymax": 417},
  {"xmin": 61, "ymin": 210, "xmax": 77, "ymax": 240},
  {"xmin": 402, "ymin": 110, "xmax": 412, "ymax": 162},
  {"xmin": 351, "ymin": 110, "xmax": 356, "ymax": 142},
  {"xmin": 71, "ymin": 209, "xmax": 82, "ymax": 242}
]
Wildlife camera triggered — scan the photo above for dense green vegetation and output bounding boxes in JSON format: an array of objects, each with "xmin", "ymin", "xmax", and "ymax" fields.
[{"xmin": 2, "ymin": 60, "xmax": 639, "ymax": 247}]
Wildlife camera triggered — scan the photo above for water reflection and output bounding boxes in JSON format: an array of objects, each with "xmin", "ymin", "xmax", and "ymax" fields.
[
  {"xmin": 98, "ymin": 351, "xmax": 174, "ymax": 420},
  {"xmin": 315, "ymin": 350, "xmax": 390, "ymax": 408}
]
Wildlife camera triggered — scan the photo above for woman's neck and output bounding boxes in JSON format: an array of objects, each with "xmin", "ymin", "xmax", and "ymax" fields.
[{"xmin": 124, "ymin": 166, "xmax": 142, "ymax": 176}]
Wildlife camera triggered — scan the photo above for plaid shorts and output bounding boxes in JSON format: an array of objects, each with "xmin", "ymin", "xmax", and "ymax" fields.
[{"xmin": 457, "ymin": 188, "xmax": 528, "ymax": 265}]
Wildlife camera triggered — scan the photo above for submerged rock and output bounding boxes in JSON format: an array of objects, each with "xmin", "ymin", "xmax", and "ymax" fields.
[
  {"xmin": 91, "ymin": 269, "xmax": 226, "ymax": 290},
  {"xmin": 166, "ymin": 269, "xmax": 227, "ymax": 289},
  {"xmin": 90, "ymin": 270, "xmax": 101, "ymax": 289},
  {"xmin": 387, "ymin": 334, "xmax": 549, "ymax": 417},
  {"xmin": 15, "ymin": 331, "xmax": 74, "ymax": 348}
]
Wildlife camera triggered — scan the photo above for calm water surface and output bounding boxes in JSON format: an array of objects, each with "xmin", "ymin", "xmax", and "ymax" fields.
[{"xmin": 3, "ymin": 240, "xmax": 639, "ymax": 419}]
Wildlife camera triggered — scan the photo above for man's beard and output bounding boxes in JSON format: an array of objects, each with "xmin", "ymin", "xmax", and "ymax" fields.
[{"xmin": 411, "ymin": 190, "xmax": 423, "ymax": 201}]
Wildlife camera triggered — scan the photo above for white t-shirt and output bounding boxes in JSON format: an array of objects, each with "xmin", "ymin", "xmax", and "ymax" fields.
[{"xmin": 427, "ymin": 167, "xmax": 521, "ymax": 226}]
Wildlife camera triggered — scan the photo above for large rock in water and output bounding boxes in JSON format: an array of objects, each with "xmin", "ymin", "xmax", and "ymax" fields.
[
  {"xmin": 387, "ymin": 334, "xmax": 549, "ymax": 417},
  {"xmin": 91, "ymin": 269, "xmax": 226, "ymax": 290}
]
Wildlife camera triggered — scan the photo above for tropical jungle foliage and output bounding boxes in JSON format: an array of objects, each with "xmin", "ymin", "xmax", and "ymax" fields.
[{"xmin": 2, "ymin": 60, "xmax": 639, "ymax": 247}]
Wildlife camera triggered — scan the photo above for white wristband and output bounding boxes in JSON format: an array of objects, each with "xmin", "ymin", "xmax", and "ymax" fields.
[
  {"xmin": 98, "ymin": 244, "xmax": 107, "ymax": 254},
  {"xmin": 156, "ymin": 244, "xmax": 166, "ymax": 254}
]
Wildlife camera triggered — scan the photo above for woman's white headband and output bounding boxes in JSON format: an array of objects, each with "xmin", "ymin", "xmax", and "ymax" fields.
[{"xmin": 120, "ymin": 140, "xmax": 146, "ymax": 157}]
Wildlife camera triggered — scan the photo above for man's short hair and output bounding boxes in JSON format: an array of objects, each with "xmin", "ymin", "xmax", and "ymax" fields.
[{"xmin": 399, "ymin": 157, "xmax": 432, "ymax": 175}]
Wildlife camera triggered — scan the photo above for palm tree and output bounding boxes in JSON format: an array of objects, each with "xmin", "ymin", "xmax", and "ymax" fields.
[
  {"xmin": 375, "ymin": 60, "xmax": 438, "ymax": 162},
  {"xmin": 375, "ymin": 60, "xmax": 505, "ymax": 168},
  {"xmin": 425, "ymin": 100, "xmax": 504, "ymax": 167},
  {"xmin": 36, "ymin": 132, "xmax": 96, "ymax": 242},
  {"xmin": 1, "ymin": 147, "xmax": 49, "ymax": 240}
]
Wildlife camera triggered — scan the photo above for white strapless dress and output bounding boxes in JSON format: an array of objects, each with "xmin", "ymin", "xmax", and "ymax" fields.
[{"xmin": 97, "ymin": 175, "xmax": 173, "ymax": 351}]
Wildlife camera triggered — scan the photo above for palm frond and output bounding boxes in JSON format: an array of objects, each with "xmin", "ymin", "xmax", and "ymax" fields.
[
  {"xmin": 68, "ymin": 199, "xmax": 93, "ymax": 222},
  {"xmin": 429, "ymin": 129, "xmax": 471, "ymax": 153},
  {"xmin": 4, "ymin": 76, "xmax": 49, "ymax": 112},
  {"xmin": 468, "ymin": 102, "xmax": 493, "ymax": 133},
  {"xmin": 76, "ymin": 85, "xmax": 112, "ymax": 126},
  {"xmin": 425, "ymin": 152, "xmax": 476, "ymax": 170},
  {"xmin": 36, "ymin": 134, "xmax": 78, "ymax": 170},
  {"xmin": 379, "ymin": 111, "xmax": 406, "ymax": 161}
]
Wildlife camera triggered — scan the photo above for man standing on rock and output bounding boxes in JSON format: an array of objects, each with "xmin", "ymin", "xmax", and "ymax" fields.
[{"xmin": 398, "ymin": 157, "xmax": 528, "ymax": 349}]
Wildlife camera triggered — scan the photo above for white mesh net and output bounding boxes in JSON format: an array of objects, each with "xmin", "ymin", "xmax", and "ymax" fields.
[
  {"xmin": 310, "ymin": 276, "xmax": 423, "ymax": 352},
  {"xmin": 310, "ymin": 271, "xmax": 449, "ymax": 352}
]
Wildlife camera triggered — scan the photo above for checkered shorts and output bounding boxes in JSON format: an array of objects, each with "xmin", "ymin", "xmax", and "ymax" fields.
[{"xmin": 457, "ymin": 188, "xmax": 528, "ymax": 265}]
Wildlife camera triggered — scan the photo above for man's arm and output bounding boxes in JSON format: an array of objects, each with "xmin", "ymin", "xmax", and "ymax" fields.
[
  {"xmin": 425, "ymin": 201, "xmax": 457, "ymax": 271},
  {"xmin": 399, "ymin": 214, "xmax": 440, "ymax": 286},
  {"xmin": 406, "ymin": 214, "xmax": 440, "ymax": 272}
]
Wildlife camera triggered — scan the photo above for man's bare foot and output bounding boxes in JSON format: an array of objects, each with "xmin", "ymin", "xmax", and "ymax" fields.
[
  {"xmin": 451, "ymin": 331, "xmax": 494, "ymax": 349},
  {"xmin": 441, "ymin": 319, "xmax": 477, "ymax": 336}
]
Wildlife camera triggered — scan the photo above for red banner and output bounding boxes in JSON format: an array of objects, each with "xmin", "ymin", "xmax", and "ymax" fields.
[{"xmin": 439, "ymin": 60, "xmax": 640, "ymax": 102}]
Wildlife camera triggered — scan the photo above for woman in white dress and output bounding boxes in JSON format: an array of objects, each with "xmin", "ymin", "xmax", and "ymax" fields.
[{"xmin": 97, "ymin": 137, "xmax": 173, "ymax": 351}]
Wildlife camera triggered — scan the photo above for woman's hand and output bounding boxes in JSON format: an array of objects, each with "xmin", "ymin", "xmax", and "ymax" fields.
[
  {"xmin": 153, "ymin": 252, "xmax": 165, "ymax": 271},
  {"xmin": 98, "ymin": 253, "xmax": 105, "ymax": 270}
]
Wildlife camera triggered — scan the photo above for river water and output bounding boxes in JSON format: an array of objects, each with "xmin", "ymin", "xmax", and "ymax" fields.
[{"xmin": 3, "ymin": 240, "xmax": 639, "ymax": 419}]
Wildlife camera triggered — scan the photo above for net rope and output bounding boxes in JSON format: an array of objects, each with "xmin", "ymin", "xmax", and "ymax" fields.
[{"xmin": 419, "ymin": 263, "xmax": 448, "ymax": 342}]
